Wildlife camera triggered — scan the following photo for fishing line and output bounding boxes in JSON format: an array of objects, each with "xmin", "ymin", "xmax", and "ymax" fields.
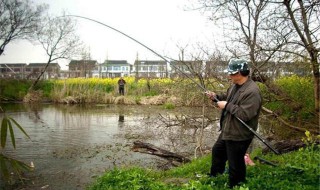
[
  {"xmin": 64, "ymin": 14, "xmax": 207, "ymax": 92},
  {"xmin": 63, "ymin": 14, "xmax": 279, "ymax": 155}
]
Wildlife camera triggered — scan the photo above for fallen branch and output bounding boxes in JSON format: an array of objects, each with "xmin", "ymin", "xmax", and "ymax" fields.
[{"xmin": 132, "ymin": 140, "xmax": 190, "ymax": 163}]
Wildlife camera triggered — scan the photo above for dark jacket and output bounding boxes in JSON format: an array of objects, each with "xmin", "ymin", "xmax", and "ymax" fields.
[
  {"xmin": 118, "ymin": 79, "xmax": 126, "ymax": 86},
  {"xmin": 217, "ymin": 78, "xmax": 262, "ymax": 141}
]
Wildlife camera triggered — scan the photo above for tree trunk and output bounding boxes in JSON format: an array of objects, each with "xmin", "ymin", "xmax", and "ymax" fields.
[
  {"xmin": 311, "ymin": 56, "xmax": 319, "ymax": 113},
  {"xmin": 28, "ymin": 61, "xmax": 51, "ymax": 92},
  {"xmin": 283, "ymin": 0, "xmax": 319, "ymax": 113}
]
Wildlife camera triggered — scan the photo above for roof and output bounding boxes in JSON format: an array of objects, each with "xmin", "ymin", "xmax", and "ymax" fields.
[
  {"xmin": 0, "ymin": 63, "xmax": 27, "ymax": 67},
  {"xmin": 134, "ymin": 60, "xmax": 166, "ymax": 66},
  {"xmin": 103, "ymin": 60, "xmax": 129, "ymax": 65},
  {"xmin": 170, "ymin": 60, "xmax": 203, "ymax": 65},
  {"xmin": 69, "ymin": 60, "xmax": 98, "ymax": 65},
  {"xmin": 28, "ymin": 63, "xmax": 60, "ymax": 68}
]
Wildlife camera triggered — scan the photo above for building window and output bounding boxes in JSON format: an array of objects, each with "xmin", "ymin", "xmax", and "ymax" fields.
[
  {"xmin": 142, "ymin": 66, "xmax": 148, "ymax": 71},
  {"xmin": 150, "ymin": 66, "xmax": 158, "ymax": 71}
]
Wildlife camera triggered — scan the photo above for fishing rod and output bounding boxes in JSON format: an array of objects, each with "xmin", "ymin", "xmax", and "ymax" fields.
[
  {"xmin": 64, "ymin": 15, "xmax": 207, "ymax": 92},
  {"xmin": 236, "ymin": 116, "xmax": 279, "ymax": 154},
  {"xmin": 254, "ymin": 156, "xmax": 303, "ymax": 173},
  {"xmin": 211, "ymin": 96, "xmax": 280, "ymax": 155},
  {"xmin": 64, "ymin": 15, "xmax": 279, "ymax": 155}
]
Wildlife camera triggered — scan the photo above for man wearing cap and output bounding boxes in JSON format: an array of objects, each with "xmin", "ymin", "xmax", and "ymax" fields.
[{"xmin": 206, "ymin": 58, "xmax": 262, "ymax": 188}]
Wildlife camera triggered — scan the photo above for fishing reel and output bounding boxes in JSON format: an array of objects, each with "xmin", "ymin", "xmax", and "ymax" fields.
[{"xmin": 205, "ymin": 91, "xmax": 219, "ymax": 103}]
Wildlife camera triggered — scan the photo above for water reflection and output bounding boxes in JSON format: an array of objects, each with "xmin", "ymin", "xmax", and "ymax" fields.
[
  {"xmin": 119, "ymin": 115, "xmax": 125, "ymax": 122},
  {"xmin": 0, "ymin": 103, "xmax": 219, "ymax": 190},
  {"xmin": 118, "ymin": 114, "xmax": 125, "ymax": 128}
]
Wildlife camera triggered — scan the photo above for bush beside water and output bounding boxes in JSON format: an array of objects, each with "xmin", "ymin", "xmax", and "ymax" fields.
[
  {"xmin": 260, "ymin": 76, "xmax": 314, "ymax": 120},
  {"xmin": 0, "ymin": 79, "xmax": 31, "ymax": 100}
]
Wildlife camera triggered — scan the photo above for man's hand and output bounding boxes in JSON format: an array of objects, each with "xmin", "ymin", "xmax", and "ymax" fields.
[
  {"xmin": 205, "ymin": 91, "xmax": 216, "ymax": 100},
  {"xmin": 205, "ymin": 91, "xmax": 227, "ymax": 109},
  {"xmin": 217, "ymin": 101, "xmax": 227, "ymax": 109},
  {"xmin": 205, "ymin": 91, "xmax": 219, "ymax": 102}
]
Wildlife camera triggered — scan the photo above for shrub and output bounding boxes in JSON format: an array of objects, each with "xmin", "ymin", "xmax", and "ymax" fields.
[
  {"xmin": 0, "ymin": 107, "xmax": 32, "ymax": 185},
  {"xmin": 260, "ymin": 76, "xmax": 315, "ymax": 120},
  {"xmin": 163, "ymin": 103, "xmax": 175, "ymax": 109},
  {"xmin": 0, "ymin": 79, "xmax": 31, "ymax": 100}
]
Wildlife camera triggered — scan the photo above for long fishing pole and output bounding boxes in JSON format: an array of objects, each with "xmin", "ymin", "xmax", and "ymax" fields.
[
  {"xmin": 65, "ymin": 15, "xmax": 207, "ymax": 92},
  {"xmin": 237, "ymin": 116, "xmax": 279, "ymax": 154},
  {"xmin": 64, "ymin": 15, "xmax": 278, "ymax": 155}
]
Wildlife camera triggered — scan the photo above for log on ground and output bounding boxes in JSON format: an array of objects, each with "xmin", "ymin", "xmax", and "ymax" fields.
[{"xmin": 132, "ymin": 140, "xmax": 191, "ymax": 163}]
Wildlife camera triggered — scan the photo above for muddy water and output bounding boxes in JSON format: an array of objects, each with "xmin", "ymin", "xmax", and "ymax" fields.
[{"xmin": 0, "ymin": 103, "xmax": 220, "ymax": 190}]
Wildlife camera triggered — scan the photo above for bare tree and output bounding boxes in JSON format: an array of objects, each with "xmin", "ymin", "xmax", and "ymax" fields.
[
  {"xmin": 194, "ymin": 0, "xmax": 319, "ymax": 112},
  {"xmin": 276, "ymin": 0, "xmax": 319, "ymax": 112},
  {"xmin": 195, "ymin": 1, "xmax": 287, "ymax": 77},
  {"xmin": 172, "ymin": 44, "xmax": 225, "ymax": 157},
  {"xmin": 79, "ymin": 46, "xmax": 93, "ymax": 78},
  {"xmin": 28, "ymin": 14, "xmax": 82, "ymax": 91},
  {"xmin": 0, "ymin": 0, "xmax": 47, "ymax": 55}
]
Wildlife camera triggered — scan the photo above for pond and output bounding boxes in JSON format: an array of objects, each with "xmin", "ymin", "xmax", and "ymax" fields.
[{"xmin": 0, "ymin": 103, "xmax": 222, "ymax": 190}]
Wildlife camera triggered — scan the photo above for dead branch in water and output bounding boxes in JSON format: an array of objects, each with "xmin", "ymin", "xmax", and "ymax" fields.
[
  {"xmin": 156, "ymin": 112, "xmax": 219, "ymax": 158},
  {"xmin": 157, "ymin": 113, "xmax": 218, "ymax": 129},
  {"xmin": 132, "ymin": 140, "xmax": 191, "ymax": 163}
]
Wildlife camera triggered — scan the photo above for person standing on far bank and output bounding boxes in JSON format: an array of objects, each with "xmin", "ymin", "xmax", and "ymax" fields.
[
  {"xmin": 205, "ymin": 58, "xmax": 262, "ymax": 188},
  {"xmin": 118, "ymin": 77, "xmax": 126, "ymax": 95}
]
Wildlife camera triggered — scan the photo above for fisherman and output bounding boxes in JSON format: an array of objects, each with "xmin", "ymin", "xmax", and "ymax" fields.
[
  {"xmin": 205, "ymin": 58, "xmax": 262, "ymax": 188},
  {"xmin": 118, "ymin": 77, "xmax": 126, "ymax": 95}
]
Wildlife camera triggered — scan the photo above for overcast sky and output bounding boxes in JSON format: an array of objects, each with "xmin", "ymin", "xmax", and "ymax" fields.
[{"xmin": 0, "ymin": 0, "xmax": 223, "ymax": 70}]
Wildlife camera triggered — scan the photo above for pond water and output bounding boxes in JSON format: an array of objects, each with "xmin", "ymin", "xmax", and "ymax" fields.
[{"xmin": 0, "ymin": 103, "xmax": 221, "ymax": 190}]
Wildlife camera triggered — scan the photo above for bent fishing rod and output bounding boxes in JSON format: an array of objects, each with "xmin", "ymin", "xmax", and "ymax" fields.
[
  {"xmin": 64, "ymin": 15, "xmax": 279, "ymax": 155},
  {"xmin": 64, "ymin": 15, "xmax": 206, "ymax": 92}
]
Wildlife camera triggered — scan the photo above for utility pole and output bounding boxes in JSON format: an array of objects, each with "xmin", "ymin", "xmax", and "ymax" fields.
[{"xmin": 135, "ymin": 52, "xmax": 139, "ymax": 82}]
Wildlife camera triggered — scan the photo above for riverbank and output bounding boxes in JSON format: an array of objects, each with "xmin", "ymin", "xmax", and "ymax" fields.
[
  {"xmin": 88, "ymin": 143, "xmax": 319, "ymax": 190},
  {"xmin": 0, "ymin": 76, "xmax": 317, "ymax": 121}
]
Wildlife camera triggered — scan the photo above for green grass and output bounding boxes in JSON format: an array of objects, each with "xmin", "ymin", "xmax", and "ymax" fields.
[
  {"xmin": 163, "ymin": 103, "xmax": 175, "ymax": 109},
  {"xmin": 0, "ymin": 79, "xmax": 31, "ymax": 100},
  {"xmin": 87, "ymin": 145, "xmax": 319, "ymax": 190}
]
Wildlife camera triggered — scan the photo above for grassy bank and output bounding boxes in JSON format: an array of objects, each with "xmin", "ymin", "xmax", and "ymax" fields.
[
  {"xmin": 0, "ymin": 77, "xmax": 225, "ymax": 105},
  {"xmin": 0, "ymin": 76, "xmax": 317, "ymax": 125},
  {"xmin": 87, "ymin": 142, "xmax": 319, "ymax": 190}
]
